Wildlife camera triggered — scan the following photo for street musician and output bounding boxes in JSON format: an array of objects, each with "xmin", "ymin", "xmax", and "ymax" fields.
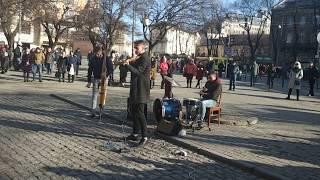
[{"xmin": 123, "ymin": 40, "xmax": 150, "ymax": 146}]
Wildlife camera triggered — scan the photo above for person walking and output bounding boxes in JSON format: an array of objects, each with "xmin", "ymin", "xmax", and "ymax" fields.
[
  {"xmin": 74, "ymin": 48, "xmax": 82, "ymax": 76},
  {"xmin": 250, "ymin": 61, "xmax": 259, "ymax": 87},
  {"xmin": 123, "ymin": 40, "xmax": 150, "ymax": 146},
  {"xmin": 183, "ymin": 59, "xmax": 197, "ymax": 88},
  {"xmin": 195, "ymin": 62, "xmax": 205, "ymax": 88},
  {"xmin": 32, "ymin": 47, "xmax": 45, "ymax": 82},
  {"xmin": 306, "ymin": 62, "xmax": 319, "ymax": 96},
  {"xmin": 286, "ymin": 61, "xmax": 303, "ymax": 101},
  {"xmin": 21, "ymin": 48, "xmax": 32, "ymax": 82},
  {"xmin": 229, "ymin": 61, "xmax": 239, "ymax": 91},
  {"xmin": 159, "ymin": 56, "xmax": 168, "ymax": 89},
  {"xmin": 45, "ymin": 48, "xmax": 55, "ymax": 75},
  {"xmin": 67, "ymin": 52, "xmax": 77, "ymax": 83},
  {"xmin": 267, "ymin": 64, "xmax": 276, "ymax": 89},
  {"xmin": 119, "ymin": 55, "xmax": 129, "ymax": 87}
]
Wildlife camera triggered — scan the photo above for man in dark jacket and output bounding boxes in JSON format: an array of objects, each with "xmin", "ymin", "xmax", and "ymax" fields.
[
  {"xmin": 124, "ymin": 40, "xmax": 150, "ymax": 146},
  {"xmin": 87, "ymin": 48, "xmax": 113, "ymax": 118},
  {"xmin": 74, "ymin": 48, "xmax": 82, "ymax": 76},
  {"xmin": 306, "ymin": 62, "xmax": 319, "ymax": 96},
  {"xmin": 229, "ymin": 61, "xmax": 239, "ymax": 91}
]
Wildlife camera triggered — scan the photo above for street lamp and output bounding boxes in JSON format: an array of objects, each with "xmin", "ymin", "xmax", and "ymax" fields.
[{"xmin": 276, "ymin": 24, "xmax": 282, "ymax": 65}]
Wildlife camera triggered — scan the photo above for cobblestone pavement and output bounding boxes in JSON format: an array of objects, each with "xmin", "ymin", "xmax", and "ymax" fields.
[
  {"xmin": 1, "ymin": 64, "xmax": 320, "ymax": 179},
  {"xmin": 0, "ymin": 76, "xmax": 259, "ymax": 179}
]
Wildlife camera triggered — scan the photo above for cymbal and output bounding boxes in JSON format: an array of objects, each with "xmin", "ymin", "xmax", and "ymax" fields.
[{"xmin": 163, "ymin": 76, "xmax": 181, "ymax": 87}]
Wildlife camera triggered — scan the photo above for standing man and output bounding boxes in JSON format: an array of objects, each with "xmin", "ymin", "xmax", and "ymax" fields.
[
  {"xmin": 45, "ymin": 48, "xmax": 55, "ymax": 75},
  {"xmin": 87, "ymin": 47, "xmax": 113, "ymax": 118},
  {"xmin": 74, "ymin": 48, "xmax": 82, "ymax": 76},
  {"xmin": 124, "ymin": 40, "xmax": 150, "ymax": 146},
  {"xmin": 32, "ymin": 47, "xmax": 45, "ymax": 82},
  {"xmin": 250, "ymin": 60, "xmax": 259, "ymax": 87},
  {"xmin": 306, "ymin": 62, "xmax": 319, "ymax": 96},
  {"xmin": 229, "ymin": 61, "xmax": 239, "ymax": 91}
]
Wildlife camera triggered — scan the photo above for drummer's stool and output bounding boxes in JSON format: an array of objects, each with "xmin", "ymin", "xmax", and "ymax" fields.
[{"xmin": 207, "ymin": 94, "xmax": 222, "ymax": 131}]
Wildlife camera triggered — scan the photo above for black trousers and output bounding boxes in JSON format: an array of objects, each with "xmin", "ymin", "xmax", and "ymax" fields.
[
  {"xmin": 132, "ymin": 103, "xmax": 147, "ymax": 137},
  {"xmin": 309, "ymin": 79, "xmax": 315, "ymax": 96},
  {"xmin": 186, "ymin": 74, "xmax": 193, "ymax": 88}
]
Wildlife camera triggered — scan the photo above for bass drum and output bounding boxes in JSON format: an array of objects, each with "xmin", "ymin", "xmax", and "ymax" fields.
[{"xmin": 153, "ymin": 98, "xmax": 182, "ymax": 123}]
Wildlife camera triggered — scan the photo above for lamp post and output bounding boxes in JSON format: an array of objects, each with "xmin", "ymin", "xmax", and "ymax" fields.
[
  {"xmin": 143, "ymin": 14, "xmax": 150, "ymax": 54},
  {"xmin": 276, "ymin": 24, "xmax": 282, "ymax": 65}
]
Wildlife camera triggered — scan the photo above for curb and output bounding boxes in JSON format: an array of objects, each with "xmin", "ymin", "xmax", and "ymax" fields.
[
  {"xmin": 156, "ymin": 133, "xmax": 288, "ymax": 180},
  {"xmin": 50, "ymin": 94, "xmax": 123, "ymax": 122},
  {"xmin": 50, "ymin": 93, "xmax": 286, "ymax": 180}
]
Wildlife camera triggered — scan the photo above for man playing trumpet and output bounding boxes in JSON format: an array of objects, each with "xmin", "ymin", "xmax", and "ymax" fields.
[{"xmin": 123, "ymin": 40, "xmax": 151, "ymax": 146}]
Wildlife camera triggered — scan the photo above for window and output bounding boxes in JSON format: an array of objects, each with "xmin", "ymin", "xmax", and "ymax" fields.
[
  {"xmin": 21, "ymin": 22, "xmax": 31, "ymax": 34},
  {"xmin": 300, "ymin": 16, "xmax": 306, "ymax": 25},
  {"xmin": 286, "ymin": 32, "xmax": 293, "ymax": 44},
  {"xmin": 287, "ymin": 16, "xmax": 294, "ymax": 26},
  {"xmin": 299, "ymin": 31, "xmax": 305, "ymax": 43}
]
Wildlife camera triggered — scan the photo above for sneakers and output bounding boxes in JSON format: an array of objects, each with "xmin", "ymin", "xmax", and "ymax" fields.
[
  {"xmin": 138, "ymin": 137, "xmax": 148, "ymax": 146},
  {"xmin": 126, "ymin": 134, "xmax": 139, "ymax": 141}
]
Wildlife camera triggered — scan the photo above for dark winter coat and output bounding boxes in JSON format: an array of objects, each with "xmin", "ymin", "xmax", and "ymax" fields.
[
  {"xmin": 126, "ymin": 53, "xmax": 150, "ymax": 104},
  {"xmin": 75, "ymin": 50, "xmax": 82, "ymax": 65},
  {"xmin": 21, "ymin": 54, "xmax": 32, "ymax": 72},
  {"xmin": 57, "ymin": 56, "xmax": 67, "ymax": 73},
  {"xmin": 306, "ymin": 67, "xmax": 319, "ymax": 80},
  {"xmin": 67, "ymin": 55, "xmax": 77, "ymax": 72},
  {"xmin": 87, "ymin": 55, "xmax": 112, "ymax": 82}
]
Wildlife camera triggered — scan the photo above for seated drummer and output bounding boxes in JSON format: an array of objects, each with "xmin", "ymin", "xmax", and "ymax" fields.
[{"xmin": 198, "ymin": 72, "xmax": 222, "ymax": 125}]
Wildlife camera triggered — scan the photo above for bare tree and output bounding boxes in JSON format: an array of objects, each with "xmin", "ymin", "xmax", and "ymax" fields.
[
  {"xmin": 99, "ymin": 0, "xmax": 132, "ymax": 55},
  {"xmin": 139, "ymin": 0, "xmax": 205, "ymax": 55},
  {"xmin": 0, "ymin": 0, "xmax": 26, "ymax": 48},
  {"xmin": 29, "ymin": 0, "xmax": 81, "ymax": 49}
]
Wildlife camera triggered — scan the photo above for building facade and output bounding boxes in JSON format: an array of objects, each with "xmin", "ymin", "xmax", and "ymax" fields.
[
  {"xmin": 271, "ymin": 0, "xmax": 320, "ymax": 66},
  {"xmin": 152, "ymin": 27, "xmax": 201, "ymax": 56}
]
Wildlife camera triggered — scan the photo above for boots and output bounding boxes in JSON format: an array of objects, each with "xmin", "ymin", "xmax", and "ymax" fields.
[
  {"xmin": 286, "ymin": 88, "xmax": 292, "ymax": 100},
  {"xmin": 296, "ymin": 89, "xmax": 300, "ymax": 101},
  {"xmin": 72, "ymin": 75, "xmax": 75, "ymax": 83},
  {"xmin": 68, "ymin": 74, "xmax": 71, "ymax": 82}
]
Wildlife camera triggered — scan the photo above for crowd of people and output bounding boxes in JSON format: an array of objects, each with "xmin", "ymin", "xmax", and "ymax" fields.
[{"xmin": 0, "ymin": 44, "xmax": 82, "ymax": 83}]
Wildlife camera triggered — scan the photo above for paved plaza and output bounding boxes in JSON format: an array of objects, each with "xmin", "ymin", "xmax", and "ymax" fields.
[{"xmin": 0, "ymin": 65, "xmax": 320, "ymax": 180}]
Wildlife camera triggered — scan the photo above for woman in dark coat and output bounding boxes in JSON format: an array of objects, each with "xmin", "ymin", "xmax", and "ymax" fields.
[
  {"xmin": 67, "ymin": 52, "xmax": 77, "ymax": 83},
  {"xmin": 21, "ymin": 48, "xmax": 33, "ymax": 82}
]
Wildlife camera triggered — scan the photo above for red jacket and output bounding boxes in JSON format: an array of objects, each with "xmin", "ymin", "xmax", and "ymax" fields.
[
  {"xmin": 184, "ymin": 63, "xmax": 197, "ymax": 76},
  {"xmin": 159, "ymin": 62, "xmax": 168, "ymax": 75}
]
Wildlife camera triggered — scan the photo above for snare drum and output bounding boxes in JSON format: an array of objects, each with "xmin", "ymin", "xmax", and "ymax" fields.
[
  {"xmin": 183, "ymin": 98, "xmax": 200, "ymax": 121},
  {"xmin": 153, "ymin": 98, "xmax": 182, "ymax": 123}
]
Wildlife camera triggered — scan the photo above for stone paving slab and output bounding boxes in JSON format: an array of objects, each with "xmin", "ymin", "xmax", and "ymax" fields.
[
  {"xmin": 1, "ymin": 65, "xmax": 320, "ymax": 180},
  {"xmin": 0, "ymin": 88, "xmax": 259, "ymax": 179}
]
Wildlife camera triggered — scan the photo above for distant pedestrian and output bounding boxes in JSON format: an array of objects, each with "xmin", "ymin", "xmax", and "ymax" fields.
[
  {"xmin": 32, "ymin": 47, "xmax": 45, "ymax": 82},
  {"xmin": 159, "ymin": 56, "xmax": 168, "ymax": 89},
  {"xmin": 164, "ymin": 58, "xmax": 174, "ymax": 98},
  {"xmin": 250, "ymin": 61, "xmax": 259, "ymax": 87},
  {"xmin": 0, "ymin": 46, "xmax": 9, "ymax": 74},
  {"xmin": 120, "ymin": 55, "xmax": 129, "ymax": 86},
  {"xmin": 306, "ymin": 62, "xmax": 319, "ymax": 96},
  {"xmin": 286, "ymin": 61, "xmax": 303, "ymax": 101},
  {"xmin": 149, "ymin": 57, "xmax": 157, "ymax": 89},
  {"xmin": 45, "ymin": 48, "xmax": 55, "ymax": 75},
  {"xmin": 21, "ymin": 48, "xmax": 32, "ymax": 82},
  {"xmin": 218, "ymin": 62, "xmax": 224, "ymax": 78},
  {"xmin": 267, "ymin": 64, "xmax": 276, "ymax": 89},
  {"xmin": 195, "ymin": 62, "xmax": 205, "ymax": 89},
  {"xmin": 13, "ymin": 45, "xmax": 22, "ymax": 71},
  {"xmin": 183, "ymin": 59, "xmax": 197, "ymax": 88},
  {"xmin": 57, "ymin": 51, "xmax": 67, "ymax": 82},
  {"xmin": 229, "ymin": 61, "xmax": 239, "ymax": 91},
  {"xmin": 74, "ymin": 48, "xmax": 82, "ymax": 76},
  {"xmin": 67, "ymin": 52, "xmax": 77, "ymax": 83}
]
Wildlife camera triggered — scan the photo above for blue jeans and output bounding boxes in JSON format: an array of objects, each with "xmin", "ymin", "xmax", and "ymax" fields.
[
  {"xmin": 199, "ymin": 99, "xmax": 216, "ymax": 122},
  {"xmin": 91, "ymin": 79, "xmax": 100, "ymax": 115},
  {"xmin": 32, "ymin": 64, "xmax": 42, "ymax": 81}
]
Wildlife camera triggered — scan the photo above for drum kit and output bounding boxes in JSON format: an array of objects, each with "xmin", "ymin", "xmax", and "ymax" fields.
[{"xmin": 153, "ymin": 76, "xmax": 203, "ymax": 134}]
